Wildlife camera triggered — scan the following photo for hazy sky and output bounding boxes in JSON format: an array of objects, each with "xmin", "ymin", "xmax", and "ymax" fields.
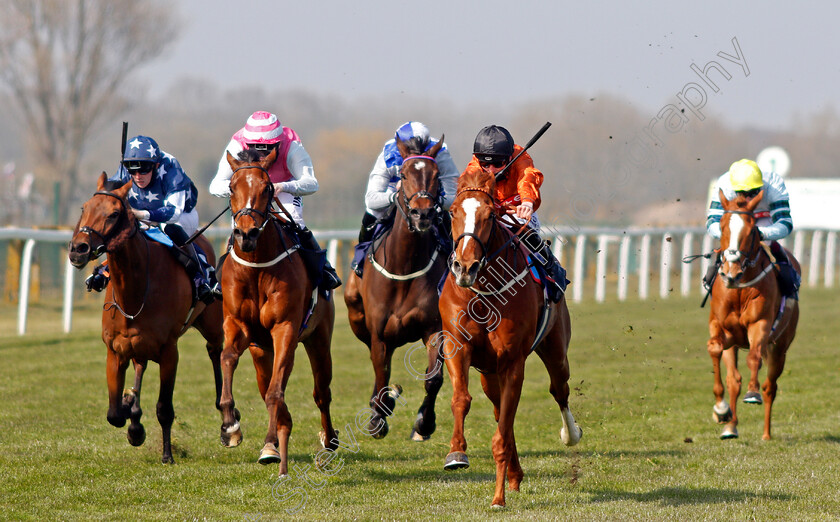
[{"xmin": 142, "ymin": 1, "xmax": 836, "ymax": 132}]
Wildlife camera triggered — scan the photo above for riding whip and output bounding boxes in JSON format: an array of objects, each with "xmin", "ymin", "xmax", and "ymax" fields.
[
  {"xmin": 120, "ymin": 121, "xmax": 128, "ymax": 160},
  {"xmin": 494, "ymin": 121, "xmax": 552, "ymax": 181},
  {"xmin": 184, "ymin": 205, "xmax": 230, "ymax": 246}
]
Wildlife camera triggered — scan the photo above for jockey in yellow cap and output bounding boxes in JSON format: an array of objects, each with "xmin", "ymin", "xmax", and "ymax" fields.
[{"xmin": 703, "ymin": 158, "xmax": 799, "ymax": 297}]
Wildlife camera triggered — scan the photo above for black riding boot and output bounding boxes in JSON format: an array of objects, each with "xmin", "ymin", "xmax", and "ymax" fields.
[
  {"xmin": 351, "ymin": 212, "xmax": 378, "ymax": 276},
  {"xmin": 770, "ymin": 241, "xmax": 800, "ymax": 299},
  {"xmin": 298, "ymin": 226, "xmax": 342, "ymax": 290},
  {"xmin": 163, "ymin": 224, "xmax": 216, "ymax": 304},
  {"xmin": 85, "ymin": 263, "xmax": 110, "ymax": 292},
  {"xmin": 520, "ymin": 230, "xmax": 567, "ymax": 301},
  {"xmin": 702, "ymin": 253, "xmax": 721, "ymax": 292}
]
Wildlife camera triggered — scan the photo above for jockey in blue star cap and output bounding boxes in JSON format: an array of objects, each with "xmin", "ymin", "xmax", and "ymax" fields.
[
  {"xmin": 351, "ymin": 121, "xmax": 459, "ymax": 276},
  {"xmin": 85, "ymin": 135, "xmax": 220, "ymax": 304}
]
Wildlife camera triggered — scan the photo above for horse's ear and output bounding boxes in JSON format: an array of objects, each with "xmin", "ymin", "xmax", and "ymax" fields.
[
  {"xmin": 96, "ymin": 172, "xmax": 108, "ymax": 191},
  {"xmin": 226, "ymin": 150, "xmax": 240, "ymax": 170},
  {"xmin": 396, "ymin": 136, "xmax": 411, "ymax": 159},
  {"xmin": 260, "ymin": 146, "xmax": 278, "ymax": 169},
  {"xmin": 747, "ymin": 189, "xmax": 764, "ymax": 211},
  {"xmin": 428, "ymin": 135, "xmax": 444, "ymax": 158},
  {"xmin": 114, "ymin": 178, "xmax": 133, "ymax": 200}
]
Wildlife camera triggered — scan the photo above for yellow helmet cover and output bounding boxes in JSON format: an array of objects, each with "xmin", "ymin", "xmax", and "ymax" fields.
[{"xmin": 728, "ymin": 159, "xmax": 763, "ymax": 191}]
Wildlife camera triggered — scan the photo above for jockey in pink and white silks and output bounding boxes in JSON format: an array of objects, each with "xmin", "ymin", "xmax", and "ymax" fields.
[
  {"xmin": 209, "ymin": 111, "xmax": 341, "ymax": 290},
  {"xmin": 703, "ymin": 158, "xmax": 799, "ymax": 297},
  {"xmin": 351, "ymin": 121, "xmax": 459, "ymax": 275}
]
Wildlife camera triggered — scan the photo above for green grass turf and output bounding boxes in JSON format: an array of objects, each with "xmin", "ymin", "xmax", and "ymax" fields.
[{"xmin": 1, "ymin": 288, "xmax": 839, "ymax": 520}]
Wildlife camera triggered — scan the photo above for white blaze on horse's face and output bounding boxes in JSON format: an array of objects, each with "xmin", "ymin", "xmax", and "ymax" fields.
[
  {"xmin": 724, "ymin": 214, "xmax": 744, "ymax": 263},
  {"xmin": 413, "ymin": 160, "xmax": 426, "ymax": 171},
  {"xmin": 461, "ymin": 198, "xmax": 481, "ymax": 254}
]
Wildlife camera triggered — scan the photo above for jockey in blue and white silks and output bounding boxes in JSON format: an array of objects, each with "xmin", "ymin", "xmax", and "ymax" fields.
[
  {"xmin": 703, "ymin": 158, "xmax": 799, "ymax": 297},
  {"xmin": 86, "ymin": 135, "xmax": 218, "ymax": 303},
  {"xmin": 364, "ymin": 121, "xmax": 459, "ymax": 221}
]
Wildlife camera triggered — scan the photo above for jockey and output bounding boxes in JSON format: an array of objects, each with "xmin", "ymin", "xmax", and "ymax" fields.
[
  {"xmin": 704, "ymin": 158, "xmax": 799, "ymax": 297},
  {"xmin": 209, "ymin": 111, "xmax": 341, "ymax": 290},
  {"xmin": 351, "ymin": 121, "xmax": 459, "ymax": 276},
  {"xmin": 85, "ymin": 135, "xmax": 219, "ymax": 304},
  {"xmin": 462, "ymin": 125, "xmax": 567, "ymax": 301}
]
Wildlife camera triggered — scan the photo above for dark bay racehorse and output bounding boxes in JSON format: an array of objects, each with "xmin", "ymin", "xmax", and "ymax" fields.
[
  {"xmin": 708, "ymin": 190, "xmax": 800, "ymax": 440},
  {"xmin": 218, "ymin": 148, "xmax": 338, "ymax": 475},
  {"xmin": 438, "ymin": 168, "xmax": 582, "ymax": 507},
  {"xmin": 68, "ymin": 173, "xmax": 224, "ymax": 463},
  {"xmin": 344, "ymin": 136, "xmax": 449, "ymax": 440}
]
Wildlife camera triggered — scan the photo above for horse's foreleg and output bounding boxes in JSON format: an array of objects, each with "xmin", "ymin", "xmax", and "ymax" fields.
[
  {"xmin": 411, "ymin": 332, "xmax": 445, "ymax": 441},
  {"xmin": 219, "ymin": 321, "xmax": 247, "ymax": 448},
  {"xmin": 367, "ymin": 336, "xmax": 396, "ymax": 439},
  {"xmin": 106, "ymin": 348, "xmax": 130, "ymax": 428},
  {"xmin": 745, "ymin": 323, "xmax": 771, "ymax": 403},
  {"xmin": 761, "ymin": 344, "xmax": 788, "ymax": 440},
  {"xmin": 260, "ymin": 324, "xmax": 297, "ymax": 475},
  {"xmin": 721, "ymin": 346, "xmax": 741, "ymax": 439},
  {"xmin": 156, "ymin": 344, "xmax": 179, "ymax": 464},
  {"xmin": 480, "ymin": 372, "xmax": 522, "ymax": 490},
  {"xmin": 707, "ymin": 330, "xmax": 731, "ymax": 424},
  {"xmin": 303, "ymin": 319, "xmax": 338, "ymax": 452},
  {"xmin": 490, "ymin": 361, "xmax": 525, "ymax": 508},
  {"xmin": 126, "ymin": 359, "xmax": 148, "ymax": 447},
  {"xmin": 444, "ymin": 351, "xmax": 471, "ymax": 471}
]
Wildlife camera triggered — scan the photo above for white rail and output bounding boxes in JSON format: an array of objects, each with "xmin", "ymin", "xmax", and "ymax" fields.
[{"xmin": 1, "ymin": 226, "xmax": 838, "ymax": 334}]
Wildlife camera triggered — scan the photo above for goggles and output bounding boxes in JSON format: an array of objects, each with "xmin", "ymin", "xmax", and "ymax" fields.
[{"xmin": 125, "ymin": 161, "xmax": 154, "ymax": 174}]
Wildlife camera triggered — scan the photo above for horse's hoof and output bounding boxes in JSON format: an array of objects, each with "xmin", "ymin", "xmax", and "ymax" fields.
[
  {"xmin": 161, "ymin": 455, "xmax": 175, "ymax": 465},
  {"xmin": 127, "ymin": 423, "xmax": 146, "ymax": 447},
  {"xmin": 720, "ymin": 426, "xmax": 739, "ymax": 439},
  {"xmin": 743, "ymin": 391, "xmax": 763, "ymax": 404},
  {"xmin": 258, "ymin": 443, "xmax": 282, "ymax": 465},
  {"xmin": 444, "ymin": 451, "xmax": 469, "ymax": 470},
  {"xmin": 712, "ymin": 402, "xmax": 732, "ymax": 424},
  {"xmin": 410, "ymin": 429, "xmax": 430, "ymax": 442},
  {"xmin": 220, "ymin": 421, "xmax": 242, "ymax": 448},
  {"xmin": 561, "ymin": 424, "xmax": 583, "ymax": 446},
  {"xmin": 491, "ymin": 502, "xmax": 505, "ymax": 509},
  {"xmin": 319, "ymin": 429, "xmax": 339, "ymax": 449},
  {"xmin": 370, "ymin": 417, "xmax": 389, "ymax": 440}
]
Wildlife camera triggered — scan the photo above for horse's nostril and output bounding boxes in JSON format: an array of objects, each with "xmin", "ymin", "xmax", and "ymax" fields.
[
  {"xmin": 247, "ymin": 229, "xmax": 260, "ymax": 241},
  {"xmin": 233, "ymin": 229, "xmax": 242, "ymax": 237}
]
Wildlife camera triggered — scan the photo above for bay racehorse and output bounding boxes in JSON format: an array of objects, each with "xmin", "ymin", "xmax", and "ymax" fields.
[
  {"xmin": 344, "ymin": 136, "xmax": 449, "ymax": 441},
  {"xmin": 708, "ymin": 189, "xmax": 800, "ymax": 440},
  {"xmin": 438, "ymin": 168, "xmax": 582, "ymax": 507},
  {"xmin": 68, "ymin": 173, "xmax": 224, "ymax": 463},
  {"xmin": 218, "ymin": 148, "xmax": 338, "ymax": 474}
]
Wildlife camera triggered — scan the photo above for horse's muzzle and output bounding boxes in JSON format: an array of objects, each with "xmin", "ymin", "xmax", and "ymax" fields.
[
  {"xmin": 233, "ymin": 227, "xmax": 260, "ymax": 252},
  {"xmin": 451, "ymin": 258, "xmax": 480, "ymax": 287},
  {"xmin": 409, "ymin": 208, "xmax": 434, "ymax": 233},
  {"xmin": 68, "ymin": 241, "xmax": 93, "ymax": 268}
]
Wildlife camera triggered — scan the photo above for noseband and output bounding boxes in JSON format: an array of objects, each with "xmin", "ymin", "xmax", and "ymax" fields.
[
  {"xmin": 451, "ymin": 186, "xmax": 505, "ymax": 270},
  {"xmin": 721, "ymin": 209, "xmax": 763, "ymax": 271},
  {"xmin": 76, "ymin": 190, "xmax": 136, "ymax": 258},
  {"xmin": 397, "ymin": 155, "xmax": 444, "ymax": 232},
  {"xmin": 231, "ymin": 165, "xmax": 276, "ymax": 235}
]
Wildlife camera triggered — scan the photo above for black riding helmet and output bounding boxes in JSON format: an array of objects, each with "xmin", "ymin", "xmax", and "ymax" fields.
[{"xmin": 473, "ymin": 125, "xmax": 514, "ymax": 163}]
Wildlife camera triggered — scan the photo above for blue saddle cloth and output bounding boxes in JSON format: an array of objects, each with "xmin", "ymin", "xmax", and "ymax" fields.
[{"xmin": 143, "ymin": 227, "xmax": 174, "ymax": 247}]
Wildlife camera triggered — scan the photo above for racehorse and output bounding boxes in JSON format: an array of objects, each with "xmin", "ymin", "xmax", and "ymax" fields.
[
  {"xmin": 218, "ymin": 148, "xmax": 338, "ymax": 474},
  {"xmin": 344, "ymin": 136, "xmax": 449, "ymax": 441},
  {"xmin": 707, "ymin": 189, "xmax": 800, "ymax": 440},
  {"xmin": 438, "ymin": 167, "xmax": 582, "ymax": 507},
  {"xmin": 68, "ymin": 173, "xmax": 224, "ymax": 463}
]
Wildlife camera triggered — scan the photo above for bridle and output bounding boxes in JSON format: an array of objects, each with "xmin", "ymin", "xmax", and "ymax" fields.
[
  {"xmin": 395, "ymin": 155, "xmax": 444, "ymax": 232},
  {"xmin": 721, "ymin": 209, "xmax": 764, "ymax": 272},
  {"xmin": 76, "ymin": 191, "xmax": 138, "ymax": 259},
  {"xmin": 230, "ymin": 165, "xmax": 276, "ymax": 236},
  {"xmin": 450, "ymin": 186, "xmax": 521, "ymax": 271}
]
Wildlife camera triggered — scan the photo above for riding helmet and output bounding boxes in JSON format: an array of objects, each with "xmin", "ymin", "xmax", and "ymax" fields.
[
  {"xmin": 728, "ymin": 159, "xmax": 764, "ymax": 192},
  {"xmin": 473, "ymin": 125, "xmax": 514, "ymax": 162},
  {"xmin": 122, "ymin": 135, "xmax": 160, "ymax": 172},
  {"xmin": 395, "ymin": 121, "xmax": 430, "ymax": 152}
]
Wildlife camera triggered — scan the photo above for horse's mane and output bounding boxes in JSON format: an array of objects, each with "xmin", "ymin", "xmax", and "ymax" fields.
[
  {"xmin": 237, "ymin": 148, "xmax": 263, "ymax": 163},
  {"xmin": 456, "ymin": 166, "xmax": 495, "ymax": 195}
]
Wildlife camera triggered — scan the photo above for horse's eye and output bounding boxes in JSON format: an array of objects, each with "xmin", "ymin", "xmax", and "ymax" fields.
[{"xmin": 107, "ymin": 211, "xmax": 120, "ymax": 221}]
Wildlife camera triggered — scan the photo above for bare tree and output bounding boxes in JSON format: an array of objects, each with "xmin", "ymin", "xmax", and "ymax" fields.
[{"xmin": 0, "ymin": 0, "xmax": 176, "ymax": 223}]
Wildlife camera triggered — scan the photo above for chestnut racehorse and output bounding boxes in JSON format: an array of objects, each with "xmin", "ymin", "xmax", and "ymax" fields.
[
  {"xmin": 344, "ymin": 136, "xmax": 449, "ymax": 440},
  {"xmin": 708, "ymin": 189, "xmax": 800, "ymax": 440},
  {"xmin": 218, "ymin": 148, "xmax": 338, "ymax": 474},
  {"xmin": 68, "ymin": 173, "xmax": 224, "ymax": 463},
  {"xmin": 438, "ymin": 168, "xmax": 582, "ymax": 507}
]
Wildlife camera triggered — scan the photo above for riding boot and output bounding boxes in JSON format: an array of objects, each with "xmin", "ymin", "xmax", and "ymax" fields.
[
  {"xmin": 351, "ymin": 212, "xmax": 378, "ymax": 277},
  {"xmin": 85, "ymin": 262, "xmax": 110, "ymax": 292},
  {"xmin": 436, "ymin": 209, "xmax": 453, "ymax": 254},
  {"xmin": 702, "ymin": 253, "xmax": 721, "ymax": 292},
  {"xmin": 298, "ymin": 226, "xmax": 342, "ymax": 290},
  {"xmin": 520, "ymin": 230, "xmax": 567, "ymax": 301},
  {"xmin": 162, "ymin": 224, "xmax": 215, "ymax": 304},
  {"xmin": 769, "ymin": 241, "xmax": 800, "ymax": 299}
]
